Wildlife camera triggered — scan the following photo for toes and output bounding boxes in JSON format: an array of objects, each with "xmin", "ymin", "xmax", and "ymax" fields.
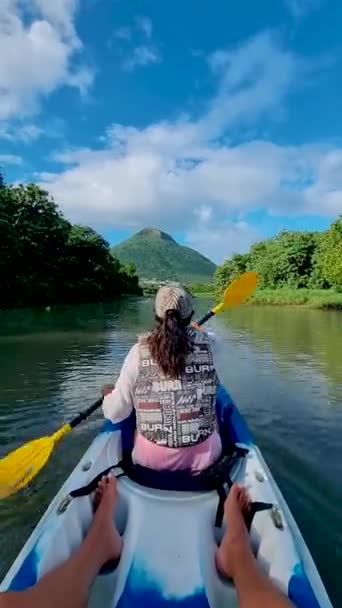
[
  {"xmin": 102, "ymin": 473, "xmax": 117, "ymax": 496},
  {"xmin": 93, "ymin": 473, "xmax": 117, "ymax": 513},
  {"xmin": 240, "ymin": 488, "xmax": 251, "ymax": 511},
  {"xmin": 106, "ymin": 474, "xmax": 115, "ymax": 490},
  {"xmin": 230, "ymin": 484, "xmax": 251, "ymax": 512},
  {"xmin": 229, "ymin": 484, "xmax": 241, "ymax": 502},
  {"xmin": 94, "ymin": 475, "xmax": 107, "ymax": 508}
]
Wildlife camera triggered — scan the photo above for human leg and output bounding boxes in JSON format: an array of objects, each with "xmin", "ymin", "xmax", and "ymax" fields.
[
  {"xmin": 216, "ymin": 485, "xmax": 294, "ymax": 608},
  {"xmin": 0, "ymin": 474, "xmax": 122, "ymax": 608}
]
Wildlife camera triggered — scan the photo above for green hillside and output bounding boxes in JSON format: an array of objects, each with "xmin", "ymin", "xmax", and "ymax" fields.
[{"xmin": 112, "ymin": 228, "xmax": 216, "ymax": 283}]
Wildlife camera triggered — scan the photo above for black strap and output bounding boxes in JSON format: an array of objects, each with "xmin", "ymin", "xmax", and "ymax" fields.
[
  {"xmin": 68, "ymin": 454, "xmax": 271, "ymax": 531},
  {"xmin": 215, "ymin": 485, "xmax": 227, "ymax": 528},
  {"xmin": 69, "ymin": 464, "xmax": 125, "ymax": 498},
  {"xmin": 245, "ymin": 501, "xmax": 273, "ymax": 530},
  {"xmin": 69, "ymin": 444, "xmax": 248, "ymax": 498}
]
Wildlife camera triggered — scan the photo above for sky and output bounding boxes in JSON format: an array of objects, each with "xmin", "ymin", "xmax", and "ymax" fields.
[{"xmin": 1, "ymin": 0, "xmax": 342, "ymax": 263}]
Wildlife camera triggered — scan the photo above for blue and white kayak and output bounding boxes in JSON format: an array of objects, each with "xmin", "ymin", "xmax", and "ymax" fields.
[{"xmin": 0, "ymin": 386, "xmax": 332, "ymax": 608}]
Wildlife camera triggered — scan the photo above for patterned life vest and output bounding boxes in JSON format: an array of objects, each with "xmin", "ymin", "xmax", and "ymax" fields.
[{"xmin": 133, "ymin": 331, "xmax": 218, "ymax": 448}]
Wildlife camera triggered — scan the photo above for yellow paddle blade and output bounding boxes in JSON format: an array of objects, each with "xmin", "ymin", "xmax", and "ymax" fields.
[
  {"xmin": 212, "ymin": 271, "xmax": 259, "ymax": 314},
  {"xmin": 0, "ymin": 424, "xmax": 72, "ymax": 499}
]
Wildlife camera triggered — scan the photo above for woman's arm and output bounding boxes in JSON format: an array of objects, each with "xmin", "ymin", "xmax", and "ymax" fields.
[{"xmin": 102, "ymin": 344, "xmax": 140, "ymax": 423}]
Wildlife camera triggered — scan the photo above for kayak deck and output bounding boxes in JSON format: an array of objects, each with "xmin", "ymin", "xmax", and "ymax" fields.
[{"xmin": 0, "ymin": 387, "xmax": 332, "ymax": 608}]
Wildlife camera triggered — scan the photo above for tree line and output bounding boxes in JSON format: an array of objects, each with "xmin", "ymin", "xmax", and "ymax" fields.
[
  {"xmin": 215, "ymin": 217, "xmax": 342, "ymax": 295},
  {"xmin": 0, "ymin": 173, "xmax": 141, "ymax": 309}
]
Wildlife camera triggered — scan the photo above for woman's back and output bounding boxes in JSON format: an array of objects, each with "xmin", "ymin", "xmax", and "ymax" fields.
[
  {"xmin": 103, "ymin": 284, "xmax": 222, "ymax": 473},
  {"xmin": 134, "ymin": 329, "xmax": 218, "ymax": 449}
]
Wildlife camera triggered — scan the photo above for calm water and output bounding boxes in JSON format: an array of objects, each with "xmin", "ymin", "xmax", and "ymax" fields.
[{"xmin": 0, "ymin": 299, "xmax": 341, "ymax": 605}]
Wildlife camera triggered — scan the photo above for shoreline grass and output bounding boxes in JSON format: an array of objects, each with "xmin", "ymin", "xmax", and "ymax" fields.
[{"xmin": 249, "ymin": 289, "xmax": 342, "ymax": 310}]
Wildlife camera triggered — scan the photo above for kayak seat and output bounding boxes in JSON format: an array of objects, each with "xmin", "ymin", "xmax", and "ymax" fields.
[{"xmin": 70, "ymin": 386, "xmax": 248, "ymax": 530}]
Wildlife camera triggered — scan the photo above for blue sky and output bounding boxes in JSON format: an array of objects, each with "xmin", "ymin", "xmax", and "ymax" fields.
[{"xmin": 1, "ymin": 0, "xmax": 342, "ymax": 262}]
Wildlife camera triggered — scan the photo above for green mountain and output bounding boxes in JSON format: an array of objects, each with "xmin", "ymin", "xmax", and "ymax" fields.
[{"xmin": 111, "ymin": 228, "xmax": 216, "ymax": 283}]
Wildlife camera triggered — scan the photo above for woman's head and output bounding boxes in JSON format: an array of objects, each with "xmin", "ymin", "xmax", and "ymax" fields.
[{"xmin": 148, "ymin": 284, "xmax": 194, "ymax": 379}]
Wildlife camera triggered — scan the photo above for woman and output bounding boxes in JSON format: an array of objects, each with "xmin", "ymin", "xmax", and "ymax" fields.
[{"xmin": 102, "ymin": 283, "xmax": 222, "ymax": 473}]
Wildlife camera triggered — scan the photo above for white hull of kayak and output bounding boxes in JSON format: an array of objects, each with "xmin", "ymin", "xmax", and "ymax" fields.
[{"xmin": 0, "ymin": 387, "xmax": 332, "ymax": 608}]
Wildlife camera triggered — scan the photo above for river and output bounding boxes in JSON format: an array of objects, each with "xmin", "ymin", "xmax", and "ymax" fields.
[{"xmin": 0, "ymin": 298, "xmax": 341, "ymax": 605}]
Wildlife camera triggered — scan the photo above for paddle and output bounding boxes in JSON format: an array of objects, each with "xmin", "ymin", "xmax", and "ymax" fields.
[
  {"xmin": 0, "ymin": 398, "xmax": 103, "ymax": 499},
  {"xmin": 196, "ymin": 271, "xmax": 259, "ymax": 327},
  {"xmin": 0, "ymin": 271, "xmax": 259, "ymax": 499}
]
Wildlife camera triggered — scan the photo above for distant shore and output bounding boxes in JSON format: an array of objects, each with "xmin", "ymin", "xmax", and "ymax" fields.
[
  {"xmin": 249, "ymin": 289, "xmax": 342, "ymax": 310},
  {"xmin": 143, "ymin": 285, "xmax": 342, "ymax": 310},
  {"xmin": 195, "ymin": 288, "xmax": 342, "ymax": 310}
]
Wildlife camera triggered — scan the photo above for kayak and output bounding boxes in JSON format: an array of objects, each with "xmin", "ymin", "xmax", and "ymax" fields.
[{"xmin": 0, "ymin": 385, "xmax": 332, "ymax": 608}]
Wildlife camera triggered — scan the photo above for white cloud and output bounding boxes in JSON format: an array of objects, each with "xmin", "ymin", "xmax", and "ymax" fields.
[
  {"xmin": 300, "ymin": 149, "xmax": 342, "ymax": 216},
  {"xmin": 185, "ymin": 220, "xmax": 261, "ymax": 264},
  {"xmin": 0, "ymin": 118, "xmax": 67, "ymax": 143},
  {"xmin": 16, "ymin": 124, "xmax": 44, "ymax": 142},
  {"xmin": 122, "ymin": 45, "xmax": 161, "ymax": 71},
  {"xmin": 0, "ymin": 154, "xmax": 23, "ymax": 166},
  {"xmin": 136, "ymin": 16, "xmax": 152, "ymax": 39},
  {"xmin": 202, "ymin": 32, "xmax": 298, "ymax": 138},
  {"xmin": 29, "ymin": 0, "xmax": 79, "ymax": 37},
  {"xmin": 0, "ymin": 123, "xmax": 44, "ymax": 143},
  {"xmin": 114, "ymin": 15, "xmax": 161, "ymax": 72},
  {"xmin": 39, "ymin": 31, "xmax": 342, "ymax": 261},
  {"xmin": 0, "ymin": 0, "xmax": 93, "ymax": 120},
  {"xmin": 115, "ymin": 26, "xmax": 132, "ymax": 42}
]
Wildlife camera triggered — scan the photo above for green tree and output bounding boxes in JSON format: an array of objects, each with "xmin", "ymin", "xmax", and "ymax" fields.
[
  {"xmin": 118, "ymin": 262, "xmax": 141, "ymax": 294},
  {"xmin": 0, "ymin": 173, "xmax": 18, "ymax": 307},
  {"xmin": 63, "ymin": 225, "xmax": 114, "ymax": 301},
  {"xmin": 214, "ymin": 253, "xmax": 250, "ymax": 295},
  {"xmin": 248, "ymin": 231, "xmax": 319, "ymax": 289},
  {"xmin": 0, "ymin": 177, "xmax": 141, "ymax": 309},
  {"xmin": 315, "ymin": 217, "xmax": 342, "ymax": 291},
  {"xmin": 10, "ymin": 184, "xmax": 71, "ymax": 305},
  {"xmin": 214, "ymin": 220, "xmax": 342, "ymax": 296}
]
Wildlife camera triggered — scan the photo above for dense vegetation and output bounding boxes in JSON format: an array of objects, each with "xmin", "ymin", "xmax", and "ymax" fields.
[
  {"xmin": 215, "ymin": 218, "xmax": 342, "ymax": 308},
  {"xmin": 0, "ymin": 174, "xmax": 141, "ymax": 309},
  {"xmin": 112, "ymin": 228, "xmax": 216, "ymax": 283}
]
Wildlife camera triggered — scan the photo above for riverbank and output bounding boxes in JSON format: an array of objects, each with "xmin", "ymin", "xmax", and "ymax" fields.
[
  {"xmin": 152, "ymin": 287, "xmax": 342, "ymax": 310},
  {"xmin": 250, "ymin": 288, "xmax": 342, "ymax": 310}
]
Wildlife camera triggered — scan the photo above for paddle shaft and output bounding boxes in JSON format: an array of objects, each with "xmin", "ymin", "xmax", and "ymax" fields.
[
  {"xmin": 69, "ymin": 397, "xmax": 104, "ymax": 429},
  {"xmin": 197, "ymin": 309, "xmax": 215, "ymax": 326}
]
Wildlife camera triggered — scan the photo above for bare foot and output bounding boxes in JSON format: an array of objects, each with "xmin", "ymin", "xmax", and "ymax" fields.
[
  {"xmin": 92, "ymin": 474, "xmax": 122, "ymax": 564},
  {"xmin": 216, "ymin": 484, "xmax": 252, "ymax": 579}
]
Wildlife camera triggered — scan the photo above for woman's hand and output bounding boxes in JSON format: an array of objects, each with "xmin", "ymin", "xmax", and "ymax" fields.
[
  {"xmin": 191, "ymin": 321, "xmax": 205, "ymax": 332},
  {"xmin": 101, "ymin": 384, "xmax": 115, "ymax": 397}
]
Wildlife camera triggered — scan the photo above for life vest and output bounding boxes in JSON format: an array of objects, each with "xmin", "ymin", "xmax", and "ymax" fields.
[{"xmin": 133, "ymin": 331, "xmax": 218, "ymax": 448}]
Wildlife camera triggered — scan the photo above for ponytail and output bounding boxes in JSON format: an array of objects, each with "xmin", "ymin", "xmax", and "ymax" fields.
[{"xmin": 147, "ymin": 310, "xmax": 193, "ymax": 379}]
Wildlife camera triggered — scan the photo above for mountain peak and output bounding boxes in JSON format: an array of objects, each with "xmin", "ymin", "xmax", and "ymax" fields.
[
  {"xmin": 112, "ymin": 227, "xmax": 216, "ymax": 283},
  {"xmin": 135, "ymin": 227, "xmax": 176, "ymax": 243}
]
